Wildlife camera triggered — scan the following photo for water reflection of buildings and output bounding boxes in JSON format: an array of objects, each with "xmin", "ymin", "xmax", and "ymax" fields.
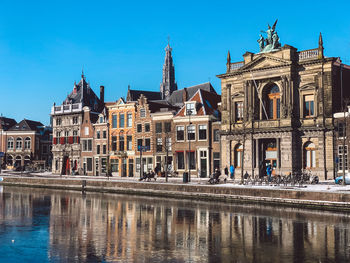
[{"xmin": 1, "ymin": 188, "xmax": 350, "ymax": 262}]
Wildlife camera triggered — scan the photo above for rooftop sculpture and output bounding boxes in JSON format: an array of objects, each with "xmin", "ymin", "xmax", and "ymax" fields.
[{"xmin": 258, "ymin": 19, "xmax": 281, "ymax": 53}]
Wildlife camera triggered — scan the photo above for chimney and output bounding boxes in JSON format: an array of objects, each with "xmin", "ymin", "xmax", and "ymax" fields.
[
  {"xmin": 182, "ymin": 88, "xmax": 188, "ymax": 102},
  {"xmin": 100, "ymin": 85, "xmax": 105, "ymax": 104}
]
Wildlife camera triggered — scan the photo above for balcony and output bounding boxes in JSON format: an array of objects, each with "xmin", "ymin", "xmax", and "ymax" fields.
[{"xmin": 51, "ymin": 103, "xmax": 82, "ymax": 115}]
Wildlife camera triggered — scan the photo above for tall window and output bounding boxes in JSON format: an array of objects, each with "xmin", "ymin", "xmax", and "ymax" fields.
[
  {"xmin": 73, "ymin": 116, "xmax": 78, "ymax": 124},
  {"xmin": 97, "ymin": 145, "xmax": 101, "ymax": 154},
  {"xmin": 165, "ymin": 137, "xmax": 172, "ymax": 151},
  {"xmin": 7, "ymin": 137, "xmax": 14, "ymax": 150},
  {"xmin": 127, "ymin": 136, "xmax": 132, "ymax": 150},
  {"xmin": 24, "ymin": 137, "xmax": 31, "ymax": 149},
  {"xmin": 213, "ymin": 152, "xmax": 220, "ymax": 171},
  {"xmin": 112, "ymin": 136, "xmax": 117, "ymax": 151},
  {"xmin": 137, "ymin": 139, "xmax": 143, "ymax": 151},
  {"xmin": 103, "ymin": 130, "xmax": 107, "ymax": 139},
  {"xmin": 127, "ymin": 113, "xmax": 132, "ymax": 127},
  {"xmin": 103, "ymin": 144, "xmax": 106, "ymax": 154},
  {"xmin": 265, "ymin": 84, "xmax": 280, "ymax": 120},
  {"xmin": 177, "ymin": 152, "xmax": 185, "ymax": 169},
  {"xmin": 56, "ymin": 118, "xmax": 61, "ymax": 126},
  {"xmin": 187, "ymin": 125, "xmax": 195, "ymax": 141},
  {"xmin": 145, "ymin": 123, "xmax": 150, "ymax": 132},
  {"xmin": 119, "ymin": 113, "xmax": 125, "ymax": 128},
  {"xmin": 188, "ymin": 151, "xmax": 196, "ymax": 169},
  {"xmin": 16, "ymin": 138, "xmax": 23, "ymax": 150},
  {"xmin": 303, "ymin": 95, "xmax": 315, "ymax": 118},
  {"xmin": 97, "ymin": 131, "xmax": 100, "ymax": 139},
  {"xmin": 213, "ymin": 129, "xmax": 220, "ymax": 142},
  {"xmin": 164, "ymin": 122, "xmax": 171, "ymax": 133},
  {"xmin": 145, "ymin": 138, "xmax": 151, "ymax": 151},
  {"xmin": 338, "ymin": 122, "xmax": 346, "ymax": 138},
  {"xmin": 338, "ymin": 145, "xmax": 348, "ymax": 172},
  {"xmin": 304, "ymin": 142, "xmax": 316, "ymax": 168},
  {"xmin": 73, "ymin": 130, "xmax": 78, "ymax": 143},
  {"xmin": 119, "ymin": 135, "xmax": 125, "ymax": 151},
  {"xmin": 234, "ymin": 144, "xmax": 243, "ymax": 168},
  {"xmin": 176, "ymin": 126, "xmax": 185, "ymax": 141},
  {"xmin": 235, "ymin": 102, "xmax": 244, "ymax": 121},
  {"xmin": 99, "ymin": 116, "xmax": 104, "ymax": 123},
  {"xmin": 156, "ymin": 123, "xmax": 162, "ymax": 133},
  {"xmin": 198, "ymin": 125, "xmax": 207, "ymax": 140},
  {"xmin": 156, "ymin": 138, "xmax": 163, "ymax": 152},
  {"xmin": 137, "ymin": 124, "xmax": 142, "ymax": 133},
  {"xmin": 112, "ymin": 114, "xmax": 117, "ymax": 128},
  {"xmin": 82, "ymin": 139, "xmax": 92, "ymax": 151}
]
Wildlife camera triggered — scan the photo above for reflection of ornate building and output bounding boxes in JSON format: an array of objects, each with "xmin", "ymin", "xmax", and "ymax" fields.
[{"xmin": 218, "ymin": 30, "xmax": 350, "ymax": 180}]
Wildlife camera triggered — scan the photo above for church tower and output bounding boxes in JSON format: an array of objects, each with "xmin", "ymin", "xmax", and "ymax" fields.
[{"xmin": 160, "ymin": 42, "xmax": 177, "ymax": 100}]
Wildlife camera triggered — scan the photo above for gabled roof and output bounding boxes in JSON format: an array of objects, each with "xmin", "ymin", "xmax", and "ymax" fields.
[
  {"xmin": 62, "ymin": 73, "xmax": 103, "ymax": 112},
  {"xmin": 9, "ymin": 119, "xmax": 44, "ymax": 132},
  {"xmin": 168, "ymin": 82, "xmax": 216, "ymax": 107},
  {"xmin": 175, "ymin": 89, "xmax": 221, "ymax": 118},
  {"xmin": 126, "ymin": 89, "xmax": 162, "ymax": 102},
  {"xmin": 0, "ymin": 117, "xmax": 16, "ymax": 131}
]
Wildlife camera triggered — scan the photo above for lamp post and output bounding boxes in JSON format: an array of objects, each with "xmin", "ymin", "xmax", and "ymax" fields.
[{"xmin": 187, "ymin": 109, "xmax": 192, "ymax": 182}]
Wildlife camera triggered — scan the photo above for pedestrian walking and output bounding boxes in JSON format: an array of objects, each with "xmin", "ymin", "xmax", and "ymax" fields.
[
  {"xmin": 266, "ymin": 164, "xmax": 272, "ymax": 182},
  {"xmin": 224, "ymin": 166, "xmax": 229, "ymax": 177},
  {"xmin": 230, "ymin": 164, "xmax": 235, "ymax": 180}
]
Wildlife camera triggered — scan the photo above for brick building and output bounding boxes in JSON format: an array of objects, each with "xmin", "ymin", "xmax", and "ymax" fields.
[
  {"xmin": 173, "ymin": 88, "xmax": 221, "ymax": 178},
  {"xmin": 93, "ymin": 108, "xmax": 109, "ymax": 176},
  {"xmin": 1, "ymin": 119, "xmax": 52, "ymax": 169},
  {"xmin": 107, "ymin": 98, "xmax": 136, "ymax": 177}
]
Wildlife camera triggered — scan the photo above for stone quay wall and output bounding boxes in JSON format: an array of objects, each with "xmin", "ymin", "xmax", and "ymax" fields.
[{"xmin": 1, "ymin": 177, "xmax": 350, "ymax": 212}]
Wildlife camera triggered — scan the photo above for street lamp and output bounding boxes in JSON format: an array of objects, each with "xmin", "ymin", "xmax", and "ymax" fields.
[{"xmin": 187, "ymin": 109, "xmax": 192, "ymax": 182}]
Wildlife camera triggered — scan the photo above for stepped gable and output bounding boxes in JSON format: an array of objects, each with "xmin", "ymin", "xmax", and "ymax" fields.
[{"xmin": 168, "ymin": 82, "xmax": 216, "ymax": 107}]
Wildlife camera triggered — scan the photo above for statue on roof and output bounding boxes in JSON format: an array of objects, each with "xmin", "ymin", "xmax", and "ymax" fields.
[{"xmin": 258, "ymin": 19, "xmax": 281, "ymax": 53}]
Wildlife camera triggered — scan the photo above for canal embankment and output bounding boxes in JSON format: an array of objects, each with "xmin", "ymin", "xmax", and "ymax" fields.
[{"xmin": 1, "ymin": 175, "xmax": 350, "ymax": 212}]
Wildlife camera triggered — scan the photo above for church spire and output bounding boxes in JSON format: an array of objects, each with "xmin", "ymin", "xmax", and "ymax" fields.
[{"xmin": 160, "ymin": 39, "xmax": 177, "ymax": 100}]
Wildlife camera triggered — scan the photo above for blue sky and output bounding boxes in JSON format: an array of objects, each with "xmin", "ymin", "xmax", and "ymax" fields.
[{"xmin": 0, "ymin": 0, "xmax": 350, "ymax": 125}]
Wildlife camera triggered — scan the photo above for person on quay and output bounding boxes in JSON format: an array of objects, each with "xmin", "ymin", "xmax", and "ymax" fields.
[
  {"xmin": 230, "ymin": 164, "xmax": 235, "ymax": 180},
  {"xmin": 266, "ymin": 164, "xmax": 272, "ymax": 182}
]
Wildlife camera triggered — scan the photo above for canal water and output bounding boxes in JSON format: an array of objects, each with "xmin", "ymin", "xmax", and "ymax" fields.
[{"xmin": 0, "ymin": 186, "xmax": 350, "ymax": 263}]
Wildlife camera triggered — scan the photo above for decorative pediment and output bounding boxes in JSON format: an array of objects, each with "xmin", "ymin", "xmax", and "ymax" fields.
[
  {"xmin": 239, "ymin": 55, "xmax": 291, "ymax": 72},
  {"xmin": 299, "ymin": 84, "xmax": 316, "ymax": 91},
  {"xmin": 116, "ymin": 97, "xmax": 125, "ymax": 105},
  {"xmin": 232, "ymin": 92, "xmax": 245, "ymax": 99}
]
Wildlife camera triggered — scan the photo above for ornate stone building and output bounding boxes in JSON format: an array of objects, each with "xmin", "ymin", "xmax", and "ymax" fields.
[{"xmin": 218, "ymin": 26, "xmax": 350, "ymax": 180}]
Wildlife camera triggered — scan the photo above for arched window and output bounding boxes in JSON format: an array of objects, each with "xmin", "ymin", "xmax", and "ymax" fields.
[
  {"xmin": 264, "ymin": 84, "xmax": 280, "ymax": 120},
  {"xmin": 7, "ymin": 137, "xmax": 14, "ymax": 150},
  {"xmin": 234, "ymin": 144, "xmax": 243, "ymax": 168},
  {"xmin": 16, "ymin": 138, "xmax": 23, "ymax": 150},
  {"xmin": 304, "ymin": 142, "xmax": 316, "ymax": 168},
  {"xmin": 24, "ymin": 137, "xmax": 31, "ymax": 149}
]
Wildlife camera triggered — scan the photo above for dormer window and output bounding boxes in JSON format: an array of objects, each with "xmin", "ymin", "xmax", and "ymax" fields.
[
  {"xmin": 185, "ymin": 102, "xmax": 196, "ymax": 115},
  {"xmin": 99, "ymin": 116, "xmax": 104, "ymax": 123}
]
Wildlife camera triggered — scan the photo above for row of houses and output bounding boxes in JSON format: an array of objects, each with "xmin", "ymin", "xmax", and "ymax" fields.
[{"xmin": 50, "ymin": 44, "xmax": 221, "ymax": 177}]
